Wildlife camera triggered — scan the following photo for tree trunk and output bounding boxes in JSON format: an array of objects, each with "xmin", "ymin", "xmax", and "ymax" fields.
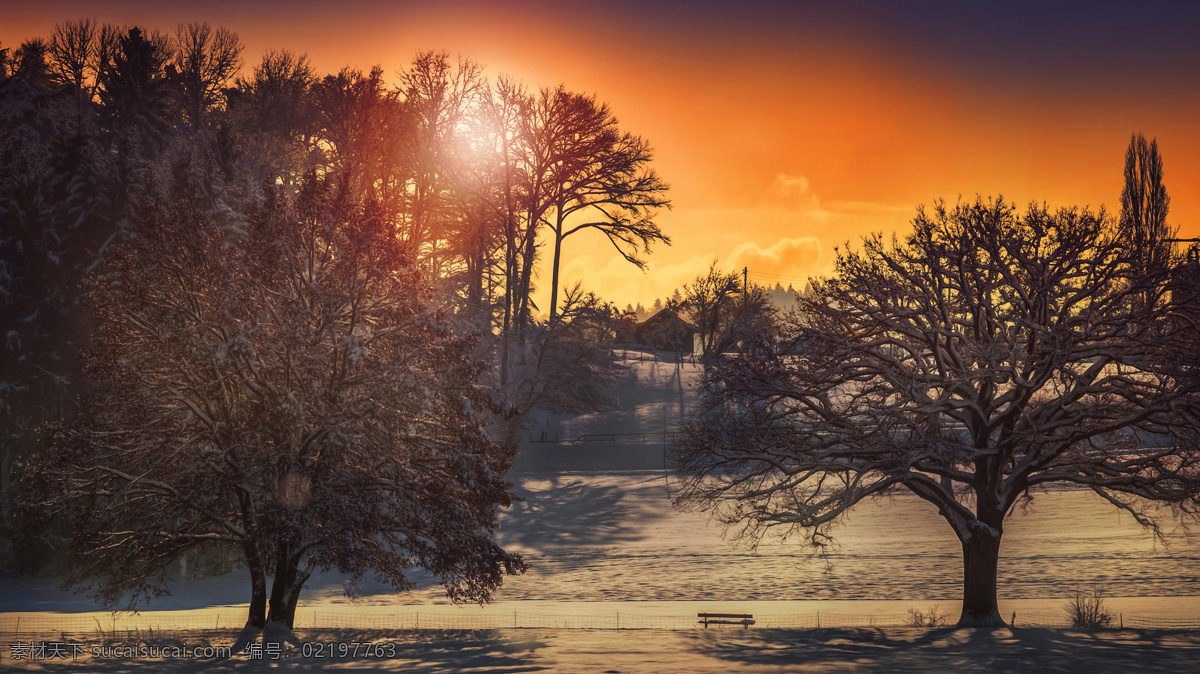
[
  {"xmin": 246, "ymin": 555, "xmax": 267, "ymax": 628},
  {"xmin": 957, "ymin": 530, "xmax": 1005, "ymax": 627},
  {"xmin": 267, "ymin": 542, "xmax": 313, "ymax": 630},
  {"xmin": 549, "ymin": 226, "xmax": 563, "ymax": 323},
  {"xmin": 282, "ymin": 574, "xmax": 305, "ymax": 628},
  {"xmin": 501, "ymin": 215, "xmax": 514, "ymax": 388},
  {"xmin": 267, "ymin": 562, "xmax": 296, "ymax": 628},
  {"xmin": 516, "ymin": 208, "xmax": 542, "ymax": 344}
]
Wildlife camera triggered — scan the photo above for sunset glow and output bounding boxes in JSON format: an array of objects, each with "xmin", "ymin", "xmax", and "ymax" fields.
[
  {"xmin": 7, "ymin": 1, "xmax": 1198, "ymax": 309},
  {"xmin": 7, "ymin": 2, "xmax": 1200, "ymax": 662}
]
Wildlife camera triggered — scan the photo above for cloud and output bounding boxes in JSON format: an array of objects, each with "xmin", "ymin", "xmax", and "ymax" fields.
[
  {"xmin": 541, "ymin": 180, "xmax": 913, "ymax": 308},
  {"xmin": 770, "ymin": 173, "xmax": 822, "ymax": 211},
  {"xmin": 725, "ymin": 237, "xmax": 823, "ymax": 280},
  {"xmin": 773, "ymin": 173, "xmax": 810, "ymax": 197}
]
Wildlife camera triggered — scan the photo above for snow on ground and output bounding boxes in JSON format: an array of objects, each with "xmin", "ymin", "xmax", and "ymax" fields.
[
  {"xmin": 4, "ymin": 627, "xmax": 1200, "ymax": 672},
  {"xmin": 2, "ymin": 353, "xmax": 1198, "ymax": 670},
  {"xmin": 4, "ymin": 469, "xmax": 1195, "ymax": 615}
]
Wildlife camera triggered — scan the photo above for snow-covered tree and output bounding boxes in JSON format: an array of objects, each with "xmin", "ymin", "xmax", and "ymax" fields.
[
  {"xmin": 495, "ymin": 283, "xmax": 626, "ymax": 443},
  {"xmin": 674, "ymin": 198, "xmax": 1200, "ymax": 627},
  {"xmin": 681, "ymin": 262, "xmax": 775, "ymax": 359},
  {"xmin": 25, "ymin": 176, "xmax": 524, "ymax": 629},
  {"xmin": 224, "ymin": 49, "xmax": 320, "ymax": 188},
  {"xmin": 169, "ymin": 22, "xmax": 242, "ymax": 129}
]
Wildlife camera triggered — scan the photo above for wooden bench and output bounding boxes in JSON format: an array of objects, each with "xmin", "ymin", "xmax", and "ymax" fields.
[{"xmin": 698, "ymin": 612, "xmax": 755, "ymax": 628}]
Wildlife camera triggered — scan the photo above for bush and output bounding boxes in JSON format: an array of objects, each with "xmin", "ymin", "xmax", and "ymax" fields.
[
  {"xmin": 905, "ymin": 605, "xmax": 950, "ymax": 628},
  {"xmin": 1064, "ymin": 587, "xmax": 1114, "ymax": 628}
]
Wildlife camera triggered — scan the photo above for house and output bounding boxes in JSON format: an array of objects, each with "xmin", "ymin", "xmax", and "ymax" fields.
[{"xmin": 633, "ymin": 308, "xmax": 699, "ymax": 354}]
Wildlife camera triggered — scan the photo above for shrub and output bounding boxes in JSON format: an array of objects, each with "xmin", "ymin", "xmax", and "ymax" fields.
[
  {"xmin": 1064, "ymin": 587, "xmax": 1114, "ymax": 628},
  {"xmin": 905, "ymin": 605, "xmax": 950, "ymax": 628}
]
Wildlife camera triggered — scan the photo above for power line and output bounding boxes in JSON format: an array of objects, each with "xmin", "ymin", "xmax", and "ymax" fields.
[
  {"xmin": 746, "ymin": 269, "xmax": 809, "ymax": 279},
  {"xmin": 747, "ymin": 271, "xmax": 809, "ymax": 285}
]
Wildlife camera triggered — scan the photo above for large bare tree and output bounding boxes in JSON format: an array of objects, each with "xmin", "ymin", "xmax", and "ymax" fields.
[
  {"xmin": 226, "ymin": 49, "xmax": 319, "ymax": 187},
  {"xmin": 532, "ymin": 86, "xmax": 671, "ymax": 323},
  {"xmin": 24, "ymin": 177, "xmax": 525, "ymax": 630},
  {"xmin": 673, "ymin": 198, "xmax": 1200, "ymax": 627}
]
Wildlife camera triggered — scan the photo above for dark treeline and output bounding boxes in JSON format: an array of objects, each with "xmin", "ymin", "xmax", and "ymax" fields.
[
  {"xmin": 628, "ymin": 281, "xmax": 800, "ymax": 322},
  {"xmin": 0, "ymin": 19, "xmax": 670, "ymax": 572}
]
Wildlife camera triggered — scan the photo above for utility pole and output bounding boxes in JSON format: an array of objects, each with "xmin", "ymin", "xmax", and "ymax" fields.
[
  {"xmin": 1163, "ymin": 237, "xmax": 1198, "ymax": 308},
  {"xmin": 743, "ymin": 267, "xmax": 748, "ymax": 294}
]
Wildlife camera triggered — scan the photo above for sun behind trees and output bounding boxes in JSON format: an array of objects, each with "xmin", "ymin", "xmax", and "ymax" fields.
[
  {"xmin": 673, "ymin": 197, "xmax": 1200, "ymax": 627},
  {"xmin": 2, "ymin": 19, "xmax": 670, "ymax": 587}
]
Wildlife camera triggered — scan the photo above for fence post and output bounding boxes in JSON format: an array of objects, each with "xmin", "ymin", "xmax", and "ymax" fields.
[{"xmin": 816, "ymin": 612, "xmax": 820, "ymax": 628}]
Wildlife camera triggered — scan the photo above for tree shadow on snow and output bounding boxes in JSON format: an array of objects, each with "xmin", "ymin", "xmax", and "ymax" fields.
[
  {"xmin": 688, "ymin": 627, "xmax": 1200, "ymax": 673},
  {"xmin": 499, "ymin": 477, "xmax": 664, "ymax": 549},
  {"xmin": 9, "ymin": 628, "xmax": 551, "ymax": 673}
]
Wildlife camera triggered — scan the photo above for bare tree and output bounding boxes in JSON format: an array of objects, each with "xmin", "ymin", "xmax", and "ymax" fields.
[
  {"xmin": 682, "ymin": 262, "xmax": 775, "ymax": 359},
  {"xmin": 93, "ymin": 23, "xmax": 122, "ymax": 81},
  {"xmin": 674, "ymin": 198, "xmax": 1200, "ymax": 627},
  {"xmin": 24, "ymin": 178, "xmax": 525, "ymax": 630},
  {"xmin": 171, "ymin": 22, "xmax": 243, "ymax": 128},
  {"xmin": 48, "ymin": 18, "xmax": 97, "ymax": 114},
  {"xmin": 312, "ymin": 65, "xmax": 404, "ymax": 201},
  {"xmin": 531, "ymin": 87, "xmax": 671, "ymax": 322},
  {"xmin": 398, "ymin": 51, "xmax": 486, "ymax": 267},
  {"xmin": 439, "ymin": 74, "xmax": 539, "ymax": 384},
  {"xmin": 227, "ymin": 49, "xmax": 319, "ymax": 186}
]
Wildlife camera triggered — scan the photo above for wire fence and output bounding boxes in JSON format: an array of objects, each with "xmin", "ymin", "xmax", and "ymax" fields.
[
  {"xmin": 2, "ymin": 609, "xmax": 1197, "ymax": 636},
  {"xmin": 527, "ymin": 431, "xmax": 680, "ymax": 444}
]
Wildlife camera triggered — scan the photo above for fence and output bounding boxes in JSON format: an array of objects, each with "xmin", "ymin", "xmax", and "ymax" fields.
[
  {"xmin": 1007, "ymin": 611, "xmax": 1200, "ymax": 630},
  {"xmin": 528, "ymin": 431, "xmax": 680, "ymax": 444},
  {"xmin": 2, "ymin": 610, "xmax": 1197, "ymax": 636}
]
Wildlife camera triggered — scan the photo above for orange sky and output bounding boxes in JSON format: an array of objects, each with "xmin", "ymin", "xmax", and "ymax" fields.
[{"xmin": 6, "ymin": 1, "xmax": 1200, "ymax": 309}]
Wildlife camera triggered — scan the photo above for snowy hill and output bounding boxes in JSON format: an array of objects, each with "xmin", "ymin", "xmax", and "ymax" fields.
[{"xmin": 512, "ymin": 351, "xmax": 703, "ymax": 472}]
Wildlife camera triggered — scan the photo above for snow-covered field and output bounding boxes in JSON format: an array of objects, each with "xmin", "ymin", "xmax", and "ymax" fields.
[
  {"xmin": 5, "ymin": 626, "xmax": 1200, "ymax": 672},
  {"xmin": 2, "ymin": 354, "xmax": 1198, "ymax": 669}
]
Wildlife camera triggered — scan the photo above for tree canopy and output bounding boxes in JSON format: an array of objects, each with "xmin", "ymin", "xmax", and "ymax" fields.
[
  {"xmin": 24, "ymin": 178, "xmax": 525, "ymax": 628},
  {"xmin": 2, "ymin": 23, "xmax": 668, "ymax": 581}
]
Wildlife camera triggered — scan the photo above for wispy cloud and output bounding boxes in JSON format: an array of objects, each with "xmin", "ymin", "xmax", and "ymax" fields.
[
  {"xmin": 726, "ymin": 237, "xmax": 823, "ymax": 278},
  {"xmin": 543, "ymin": 176, "xmax": 913, "ymax": 308}
]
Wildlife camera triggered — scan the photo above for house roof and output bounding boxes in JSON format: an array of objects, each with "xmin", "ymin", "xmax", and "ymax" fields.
[{"xmin": 637, "ymin": 308, "xmax": 699, "ymax": 332}]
